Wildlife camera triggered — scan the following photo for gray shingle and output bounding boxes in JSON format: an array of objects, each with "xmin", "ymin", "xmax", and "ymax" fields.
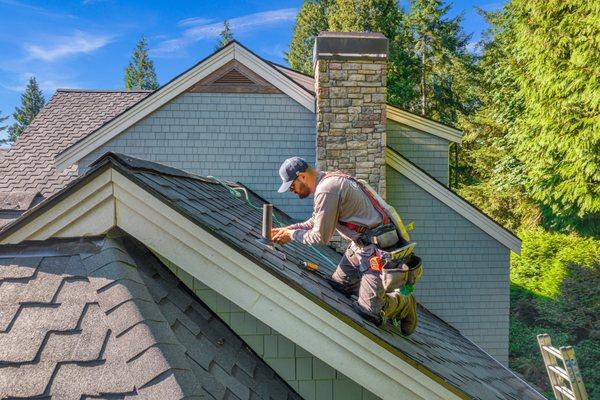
[{"xmin": 0, "ymin": 235, "xmax": 300, "ymax": 399}]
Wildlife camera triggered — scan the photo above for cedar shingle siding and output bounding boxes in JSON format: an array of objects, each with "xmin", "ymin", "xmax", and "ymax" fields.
[
  {"xmin": 387, "ymin": 120, "xmax": 450, "ymax": 185},
  {"xmin": 80, "ymin": 92, "xmax": 316, "ymax": 220},
  {"xmin": 387, "ymin": 166, "xmax": 510, "ymax": 364}
]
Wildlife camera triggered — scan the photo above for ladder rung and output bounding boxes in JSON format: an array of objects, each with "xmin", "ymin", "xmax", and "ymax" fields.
[
  {"xmin": 542, "ymin": 345, "xmax": 563, "ymax": 360},
  {"xmin": 548, "ymin": 365, "xmax": 570, "ymax": 381},
  {"xmin": 555, "ymin": 385, "xmax": 576, "ymax": 400}
]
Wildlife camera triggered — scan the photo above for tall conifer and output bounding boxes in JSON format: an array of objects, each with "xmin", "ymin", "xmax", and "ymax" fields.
[
  {"xmin": 6, "ymin": 77, "xmax": 45, "ymax": 143},
  {"xmin": 125, "ymin": 37, "xmax": 159, "ymax": 90},
  {"xmin": 404, "ymin": 0, "xmax": 475, "ymax": 124},
  {"xmin": 216, "ymin": 20, "xmax": 234, "ymax": 50}
]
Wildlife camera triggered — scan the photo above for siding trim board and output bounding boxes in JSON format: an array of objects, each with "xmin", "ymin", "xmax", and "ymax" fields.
[
  {"xmin": 385, "ymin": 146, "xmax": 521, "ymax": 253},
  {"xmin": 55, "ymin": 41, "xmax": 316, "ymax": 172},
  {"xmin": 386, "ymin": 105, "xmax": 463, "ymax": 143}
]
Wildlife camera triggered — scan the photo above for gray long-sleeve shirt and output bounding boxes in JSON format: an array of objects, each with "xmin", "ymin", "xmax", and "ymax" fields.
[{"xmin": 289, "ymin": 171, "xmax": 384, "ymax": 245}]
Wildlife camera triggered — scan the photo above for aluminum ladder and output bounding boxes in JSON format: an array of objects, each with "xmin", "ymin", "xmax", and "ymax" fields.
[{"xmin": 537, "ymin": 333, "xmax": 588, "ymax": 400}]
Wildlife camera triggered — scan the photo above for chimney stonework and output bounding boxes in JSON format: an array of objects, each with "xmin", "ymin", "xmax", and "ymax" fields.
[{"xmin": 314, "ymin": 32, "xmax": 388, "ymax": 197}]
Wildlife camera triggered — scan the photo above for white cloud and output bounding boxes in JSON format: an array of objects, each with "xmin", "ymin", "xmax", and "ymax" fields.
[
  {"xmin": 178, "ymin": 17, "xmax": 215, "ymax": 27},
  {"xmin": 1, "ymin": 72, "xmax": 80, "ymax": 94},
  {"xmin": 0, "ymin": 0, "xmax": 75, "ymax": 19},
  {"xmin": 24, "ymin": 31, "xmax": 113, "ymax": 62},
  {"xmin": 152, "ymin": 8, "xmax": 297, "ymax": 56}
]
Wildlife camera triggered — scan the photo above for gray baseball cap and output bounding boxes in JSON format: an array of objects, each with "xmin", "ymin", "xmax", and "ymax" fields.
[{"xmin": 277, "ymin": 157, "xmax": 309, "ymax": 193}]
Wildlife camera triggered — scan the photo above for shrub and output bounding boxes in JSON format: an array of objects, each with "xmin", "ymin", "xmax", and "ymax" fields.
[{"xmin": 510, "ymin": 228, "xmax": 599, "ymax": 399}]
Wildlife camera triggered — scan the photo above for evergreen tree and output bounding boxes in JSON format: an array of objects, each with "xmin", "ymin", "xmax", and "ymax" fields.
[
  {"xmin": 287, "ymin": 0, "xmax": 413, "ymax": 105},
  {"xmin": 286, "ymin": 0, "xmax": 328, "ymax": 75},
  {"xmin": 216, "ymin": 20, "xmax": 234, "ymax": 50},
  {"xmin": 125, "ymin": 37, "xmax": 159, "ymax": 90},
  {"xmin": 404, "ymin": 0, "xmax": 476, "ymax": 125},
  {"xmin": 504, "ymin": 0, "xmax": 600, "ymax": 232},
  {"xmin": 460, "ymin": 0, "xmax": 600, "ymax": 234},
  {"xmin": 6, "ymin": 77, "xmax": 45, "ymax": 143},
  {"xmin": 0, "ymin": 110, "xmax": 8, "ymax": 145}
]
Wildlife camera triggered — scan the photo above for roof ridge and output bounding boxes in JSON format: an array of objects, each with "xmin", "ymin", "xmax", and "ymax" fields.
[{"xmin": 56, "ymin": 89, "xmax": 155, "ymax": 93}]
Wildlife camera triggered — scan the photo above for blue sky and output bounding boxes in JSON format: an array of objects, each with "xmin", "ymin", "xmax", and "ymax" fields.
[{"xmin": 0, "ymin": 0, "xmax": 503, "ymax": 142}]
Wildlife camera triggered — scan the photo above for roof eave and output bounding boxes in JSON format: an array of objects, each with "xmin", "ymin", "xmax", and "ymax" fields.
[
  {"xmin": 385, "ymin": 147, "xmax": 521, "ymax": 253},
  {"xmin": 386, "ymin": 104, "xmax": 463, "ymax": 144}
]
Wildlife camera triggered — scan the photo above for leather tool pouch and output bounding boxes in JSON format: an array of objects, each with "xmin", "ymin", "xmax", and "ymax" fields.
[{"xmin": 381, "ymin": 254, "xmax": 423, "ymax": 293}]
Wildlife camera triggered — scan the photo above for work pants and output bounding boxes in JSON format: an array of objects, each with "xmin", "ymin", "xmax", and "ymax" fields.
[{"xmin": 331, "ymin": 242, "xmax": 386, "ymax": 315}]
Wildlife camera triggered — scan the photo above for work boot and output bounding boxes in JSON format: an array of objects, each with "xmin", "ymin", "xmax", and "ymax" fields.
[
  {"xmin": 381, "ymin": 292, "xmax": 418, "ymax": 335},
  {"xmin": 400, "ymin": 293, "xmax": 418, "ymax": 336},
  {"xmin": 380, "ymin": 292, "xmax": 408, "ymax": 320}
]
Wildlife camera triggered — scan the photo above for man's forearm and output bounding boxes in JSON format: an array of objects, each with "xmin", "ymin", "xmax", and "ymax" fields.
[{"xmin": 291, "ymin": 229, "xmax": 325, "ymax": 245}]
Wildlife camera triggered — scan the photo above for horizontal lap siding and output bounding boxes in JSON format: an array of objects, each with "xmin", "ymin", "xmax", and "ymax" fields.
[
  {"xmin": 387, "ymin": 120, "xmax": 450, "ymax": 186},
  {"xmin": 387, "ymin": 166, "xmax": 509, "ymax": 364},
  {"xmin": 164, "ymin": 259, "xmax": 380, "ymax": 400},
  {"xmin": 80, "ymin": 93, "xmax": 316, "ymax": 221}
]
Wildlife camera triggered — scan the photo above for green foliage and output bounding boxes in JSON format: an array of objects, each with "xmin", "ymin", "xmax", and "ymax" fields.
[
  {"xmin": 286, "ymin": 0, "xmax": 328, "ymax": 75},
  {"xmin": 462, "ymin": 1, "xmax": 600, "ymax": 233},
  {"xmin": 6, "ymin": 77, "xmax": 45, "ymax": 144},
  {"xmin": 216, "ymin": 20, "xmax": 234, "ymax": 50},
  {"xmin": 510, "ymin": 228, "xmax": 600, "ymax": 398},
  {"xmin": 125, "ymin": 37, "xmax": 159, "ymax": 91},
  {"xmin": 287, "ymin": 0, "xmax": 473, "ymax": 125},
  {"xmin": 506, "ymin": 1, "xmax": 600, "ymax": 227},
  {"xmin": 404, "ymin": 0, "xmax": 477, "ymax": 125}
]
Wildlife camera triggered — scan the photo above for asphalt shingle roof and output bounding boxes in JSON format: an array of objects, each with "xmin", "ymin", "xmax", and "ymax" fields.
[
  {"xmin": 1, "ymin": 152, "xmax": 544, "ymax": 400},
  {"xmin": 0, "ymin": 233, "xmax": 300, "ymax": 399},
  {"xmin": 0, "ymin": 90, "xmax": 151, "ymax": 198}
]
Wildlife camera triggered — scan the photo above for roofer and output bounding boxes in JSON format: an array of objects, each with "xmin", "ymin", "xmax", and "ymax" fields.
[{"xmin": 272, "ymin": 157, "xmax": 419, "ymax": 335}]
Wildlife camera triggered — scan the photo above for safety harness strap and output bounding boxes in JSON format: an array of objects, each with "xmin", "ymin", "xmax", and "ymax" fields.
[{"xmin": 322, "ymin": 171, "xmax": 390, "ymax": 229}]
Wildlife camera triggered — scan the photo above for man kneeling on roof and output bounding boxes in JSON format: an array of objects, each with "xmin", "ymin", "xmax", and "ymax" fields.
[{"xmin": 272, "ymin": 157, "xmax": 419, "ymax": 335}]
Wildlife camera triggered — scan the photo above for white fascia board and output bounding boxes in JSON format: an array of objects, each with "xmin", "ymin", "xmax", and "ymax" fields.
[
  {"xmin": 0, "ymin": 169, "xmax": 115, "ymax": 244},
  {"xmin": 108, "ymin": 170, "xmax": 464, "ymax": 400},
  {"xmin": 386, "ymin": 147, "xmax": 521, "ymax": 254},
  {"xmin": 386, "ymin": 105, "xmax": 463, "ymax": 144},
  {"xmin": 55, "ymin": 44, "xmax": 315, "ymax": 172}
]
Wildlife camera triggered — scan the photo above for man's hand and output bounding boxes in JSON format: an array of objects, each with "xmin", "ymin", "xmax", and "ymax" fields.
[{"xmin": 272, "ymin": 227, "xmax": 293, "ymax": 245}]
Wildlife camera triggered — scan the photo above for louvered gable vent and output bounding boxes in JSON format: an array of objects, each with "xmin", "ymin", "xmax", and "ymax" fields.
[
  {"xmin": 188, "ymin": 60, "xmax": 281, "ymax": 94},
  {"xmin": 213, "ymin": 68, "xmax": 254, "ymax": 85}
]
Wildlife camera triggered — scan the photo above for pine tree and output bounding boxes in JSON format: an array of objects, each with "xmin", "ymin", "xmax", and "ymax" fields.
[
  {"xmin": 125, "ymin": 37, "xmax": 159, "ymax": 90},
  {"xmin": 216, "ymin": 20, "xmax": 234, "ymax": 50},
  {"xmin": 404, "ymin": 0, "xmax": 476, "ymax": 125},
  {"xmin": 6, "ymin": 77, "xmax": 45, "ymax": 143},
  {"xmin": 286, "ymin": 0, "xmax": 328, "ymax": 75}
]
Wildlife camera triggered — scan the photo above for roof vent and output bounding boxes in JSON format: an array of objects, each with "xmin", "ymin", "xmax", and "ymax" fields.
[
  {"xmin": 257, "ymin": 204, "xmax": 274, "ymax": 248},
  {"xmin": 213, "ymin": 69, "xmax": 254, "ymax": 85}
]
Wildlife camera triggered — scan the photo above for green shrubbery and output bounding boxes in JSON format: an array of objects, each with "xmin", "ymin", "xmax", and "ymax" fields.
[{"xmin": 510, "ymin": 228, "xmax": 599, "ymax": 398}]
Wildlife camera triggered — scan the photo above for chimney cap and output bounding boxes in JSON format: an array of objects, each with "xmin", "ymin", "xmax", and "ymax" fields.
[{"xmin": 313, "ymin": 32, "xmax": 388, "ymax": 63}]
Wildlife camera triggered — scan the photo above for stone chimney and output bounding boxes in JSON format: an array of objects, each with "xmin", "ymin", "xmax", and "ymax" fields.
[{"xmin": 314, "ymin": 32, "xmax": 388, "ymax": 197}]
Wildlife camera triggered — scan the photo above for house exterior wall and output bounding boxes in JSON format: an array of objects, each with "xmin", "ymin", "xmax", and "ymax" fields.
[
  {"xmin": 79, "ymin": 92, "xmax": 316, "ymax": 221},
  {"xmin": 387, "ymin": 166, "xmax": 509, "ymax": 364},
  {"xmin": 162, "ymin": 259, "xmax": 380, "ymax": 400},
  {"xmin": 387, "ymin": 120, "xmax": 450, "ymax": 185}
]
